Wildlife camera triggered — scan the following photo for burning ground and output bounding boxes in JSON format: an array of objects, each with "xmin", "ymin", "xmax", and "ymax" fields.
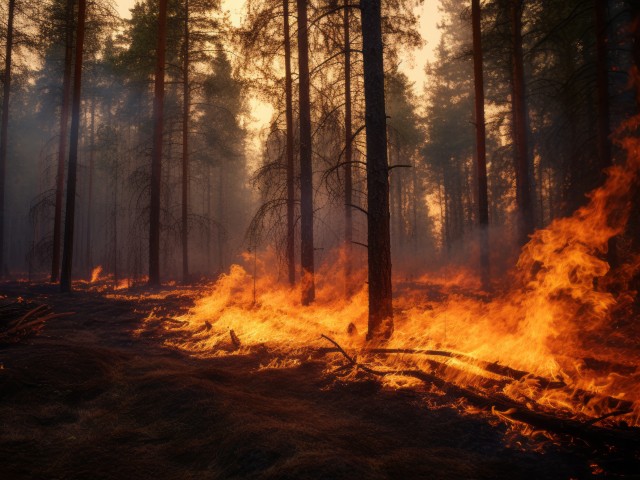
[
  {"xmin": 0, "ymin": 282, "xmax": 637, "ymax": 479},
  {"xmin": 1, "ymin": 106, "xmax": 640, "ymax": 480}
]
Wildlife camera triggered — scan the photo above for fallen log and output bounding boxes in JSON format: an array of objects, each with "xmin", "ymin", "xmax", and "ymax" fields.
[
  {"xmin": 318, "ymin": 346, "xmax": 566, "ymax": 389},
  {"xmin": 320, "ymin": 335, "xmax": 640, "ymax": 449},
  {"xmin": 318, "ymin": 344, "xmax": 634, "ymax": 414}
]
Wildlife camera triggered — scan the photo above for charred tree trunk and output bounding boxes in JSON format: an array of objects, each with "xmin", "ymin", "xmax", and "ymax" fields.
[
  {"xmin": 361, "ymin": 0, "xmax": 393, "ymax": 340},
  {"xmin": 149, "ymin": 0, "xmax": 168, "ymax": 287},
  {"xmin": 283, "ymin": 0, "xmax": 296, "ymax": 286},
  {"xmin": 594, "ymin": 0, "xmax": 617, "ymax": 267},
  {"xmin": 52, "ymin": 0, "xmax": 75, "ymax": 283},
  {"xmin": 343, "ymin": 1, "xmax": 354, "ymax": 296},
  {"xmin": 472, "ymin": 0, "xmax": 490, "ymax": 288},
  {"xmin": 510, "ymin": 0, "xmax": 534, "ymax": 245},
  {"xmin": 60, "ymin": 0, "xmax": 87, "ymax": 293},
  {"xmin": 182, "ymin": 0, "xmax": 190, "ymax": 282},
  {"xmin": 297, "ymin": 0, "xmax": 315, "ymax": 305},
  {"xmin": 0, "ymin": 0, "xmax": 16, "ymax": 277}
]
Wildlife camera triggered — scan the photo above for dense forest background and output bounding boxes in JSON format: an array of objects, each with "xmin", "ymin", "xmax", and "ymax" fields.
[{"xmin": 0, "ymin": 0, "xmax": 638, "ymax": 290}]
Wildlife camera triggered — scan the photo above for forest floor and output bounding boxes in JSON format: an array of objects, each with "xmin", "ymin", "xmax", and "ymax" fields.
[{"xmin": 0, "ymin": 282, "xmax": 638, "ymax": 479}]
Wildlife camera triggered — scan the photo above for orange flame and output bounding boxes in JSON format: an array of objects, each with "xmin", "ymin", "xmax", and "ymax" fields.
[
  {"xmin": 144, "ymin": 116, "xmax": 640, "ymax": 430},
  {"xmin": 90, "ymin": 265, "xmax": 103, "ymax": 283}
]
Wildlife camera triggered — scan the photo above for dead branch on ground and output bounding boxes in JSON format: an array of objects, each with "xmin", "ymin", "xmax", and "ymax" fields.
[
  {"xmin": 0, "ymin": 300, "xmax": 74, "ymax": 343},
  {"xmin": 319, "ymin": 335, "xmax": 639, "ymax": 448}
]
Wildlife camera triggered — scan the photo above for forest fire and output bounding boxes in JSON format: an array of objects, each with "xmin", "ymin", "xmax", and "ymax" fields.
[
  {"xmin": 2, "ymin": 0, "xmax": 640, "ymax": 477},
  {"xmin": 143, "ymin": 113, "xmax": 640, "ymax": 443}
]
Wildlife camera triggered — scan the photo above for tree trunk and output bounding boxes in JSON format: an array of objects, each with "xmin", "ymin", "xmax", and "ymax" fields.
[
  {"xmin": 394, "ymin": 136, "xmax": 402, "ymax": 249},
  {"xmin": 283, "ymin": 0, "xmax": 295, "ymax": 286},
  {"xmin": 411, "ymin": 156, "xmax": 419, "ymax": 256},
  {"xmin": 297, "ymin": 0, "xmax": 315, "ymax": 305},
  {"xmin": 628, "ymin": 0, "xmax": 640, "ymax": 275},
  {"xmin": 182, "ymin": 0, "xmax": 190, "ymax": 282},
  {"xmin": 633, "ymin": 1, "xmax": 640, "ymax": 108},
  {"xmin": 390, "ymin": 131, "xmax": 401, "ymax": 252},
  {"xmin": 343, "ymin": 1, "xmax": 354, "ymax": 296},
  {"xmin": 0, "ymin": 0, "xmax": 16, "ymax": 277},
  {"xmin": 149, "ymin": 0, "xmax": 168, "ymax": 287},
  {"xmin": 85, "ymin": 96, "xmax": 95, "ymax": 271},
  {"xmin": 217, "ymin": 165, "xmax": 225, "ymax": 272},
  {"xmin": 113, "ymin": 147, "xmax": 119, "ymax": 287},
  {"xmin": 361, "ymin": 0, "xmax": 393, "ymax": 340},
  {"xmin": 206, "ymin": 162, "xmax": 212, "ymax": 273},
  {"xmin": 60, "ymin": 0, "xmax": 87, "ymax": 292},
  {"xmin": 510, "ymin": 0, "xmax": 534, "ymax": 245},
  {"xmin": 472, "ymin": 0, "xmax": 490, "ymax": 288},
  {"xmin": 52, "ymin": 0, "xmax": 75, "ymax": 283},
  {"xmin": 594, "ymin": 0, "xmax": 617, "ymax": 266}
]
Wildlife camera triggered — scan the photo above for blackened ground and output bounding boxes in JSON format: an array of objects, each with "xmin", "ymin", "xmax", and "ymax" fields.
[{"xmin": 0, "ymin": 282, "xmax": 637, "ymax": 480}]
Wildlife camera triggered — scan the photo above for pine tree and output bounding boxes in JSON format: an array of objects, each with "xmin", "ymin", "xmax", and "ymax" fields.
[
  {"xmin": 472, "ymin": 0, "xmax": 490, "ymax": 287},
  {"xmin": 149, "ymin": 0, "xmax": 168, "ymax": 286},
  {"xmin": 297, "ymin": 0, "xmax": 315, "ymax": 305},
  {"xmin": 0, "ymin": 0, "xmax": 16, "ymax": 277},
  {"xmin": 60, "ymin": 0, "xmax": 88, "ymax": 292},
  {"xmin": 361, "ymin": 0, "xmax": 393, "ymax": 340}
]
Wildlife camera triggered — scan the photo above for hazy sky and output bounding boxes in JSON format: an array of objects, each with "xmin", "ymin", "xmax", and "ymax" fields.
[{"xmin": 114, "ymin": 0, "xmax": 441, "ymax": 91}]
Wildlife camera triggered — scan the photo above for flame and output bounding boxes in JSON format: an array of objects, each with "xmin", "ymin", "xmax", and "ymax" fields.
[
  {"xmin": 161, "ymin": 253, "xmax": 369, "ymax": 356},
  {"xmin": 77, "ymin": 271, "xmax": 149, "ymax": 293},
  {"xmin": 142, "ymin": 117, "xmax": 640, "ymax": 433},
  {"xmin": 90, "ymin": 266, "xmax": 103, "ymax": 283}
]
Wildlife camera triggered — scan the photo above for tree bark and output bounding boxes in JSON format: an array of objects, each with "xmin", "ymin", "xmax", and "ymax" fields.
[
  {"xmin": 52, "ymin": 0, "xmax": 75, "ymax": 283},
  {"xmin": 593, "ymin": 2, "xmax": 610, "ymax": 146},
  {"xmin": 112, "ymin": 143, "xmax": 119, "ymax": 287},
  {"xmin": 361, "ymin": 0, "xmax": 393, "ymax": 340},
  {"xmin": 628, "ymin": 1, "xmax": 640, "ymax": 261},
  {"xmin": 283, "ymin": 0, "xmax": 296, "ymax": 286},
  {"xmin": 510, "ymin": 0, "xmax": 534, "ymax": 245},
  {"xmin": 0, "ymin": 0, "xmax": 16, "ymax": 277},
  {"xmin": 85, "ymin": 96, "xmax": 95, "ymax": 270},
  {"xmin": 343, "ymin": 1, "xmax": 354, "ymax": 296},
  {"xmin": 182, "ymin": 0, "xmax": 190, "ymax": 282},
  {"xmin": 206, "ymin": 162, "xmax": 212, "ymax": 273},
  {"xmin": 217, "ymin": 165, "xmax": 225, "ymax": 272},
  {"xmin": 633, "ymin": 1, "xmax": 640, "ymax": 109},
  {"xmin": 472, "ymin": 0, "xmax": 490, "ymax": 288},
  {"xmin": 594, "ymin": 0, "xmax": 616, "ymax": 266},
  {"xmin": 60, "ymin": 0, "xmax": 87, "ymax": 292},
  {"xmin": 297, "ymin": 0, "xmax": 315, "ymax": 305},
  {"xmin": 149, "ymin": 0, "xmax": 168, "ymax": 287}
]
